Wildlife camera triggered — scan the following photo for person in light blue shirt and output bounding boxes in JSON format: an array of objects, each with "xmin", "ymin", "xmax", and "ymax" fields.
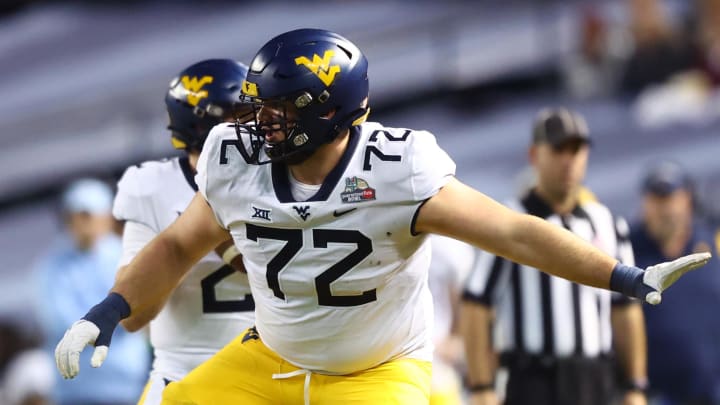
[{"xmin": 33, "ymin": 178, "xmax": 149, "ymax": 405}]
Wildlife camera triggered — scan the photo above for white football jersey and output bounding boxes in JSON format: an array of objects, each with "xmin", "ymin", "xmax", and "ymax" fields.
[
  {"xmin": 196, "ymin": 122, "xmax": 456, "ymax": 374},
  {"xmin": 113, "ymin": 157, "xmax": 254, "ymax": 381}
]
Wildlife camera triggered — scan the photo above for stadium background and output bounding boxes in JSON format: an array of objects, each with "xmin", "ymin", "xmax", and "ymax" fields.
[{"xmin": 0, "ymin": 0, "xmax": 717, "ymax": 398}]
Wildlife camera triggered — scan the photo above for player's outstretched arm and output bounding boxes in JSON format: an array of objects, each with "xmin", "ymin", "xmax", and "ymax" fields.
[
  {"xmin": 416, "ymin": 178, "xmax": 710, "ymax": 303},
  {"xmin": 55, "ymin": 193, "xmax": 229, "ymax": 379}
]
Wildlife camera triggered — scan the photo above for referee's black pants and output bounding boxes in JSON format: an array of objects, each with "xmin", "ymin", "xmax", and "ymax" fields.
[{"xmin": 502, "ymin": 353, "xmax": 615, "ymax": 405}]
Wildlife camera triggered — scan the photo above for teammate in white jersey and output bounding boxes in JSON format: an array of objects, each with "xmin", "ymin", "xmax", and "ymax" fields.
[
  {"xmin": 56, "ymin": 29, "xmax": 710, "ymax": 404},
  {"xmin": 428, "ymin": 235, "xmax": 476, "ymax": 405},
  {"xmin": 112, "ymin": 59, "xmax": 254, "ymax": 404}
]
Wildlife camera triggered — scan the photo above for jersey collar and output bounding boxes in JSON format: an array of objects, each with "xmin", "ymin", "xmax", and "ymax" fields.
[
  {"xmin": 271, "ymin": 127, "xmax": 361, "ymax": 203},
  {"xmin": 179, "ymin": 156, "xmax": 198, "ymax": 192}
]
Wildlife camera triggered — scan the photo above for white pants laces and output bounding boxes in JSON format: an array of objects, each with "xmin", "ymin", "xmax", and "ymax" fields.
[{"xmin": 272, "ymin": 369, "xmax": 312, "ymax": 405}]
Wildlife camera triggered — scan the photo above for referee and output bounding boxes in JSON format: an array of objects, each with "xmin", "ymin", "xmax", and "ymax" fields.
[{"xmin": 461, "ymin": 108, "xmax": 648, "ymax": 405}]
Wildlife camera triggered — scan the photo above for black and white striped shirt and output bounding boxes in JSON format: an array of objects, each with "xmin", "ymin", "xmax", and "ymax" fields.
[{"xmin": 462, "ymin": 190, "xmax": 634, "ymax": 359}]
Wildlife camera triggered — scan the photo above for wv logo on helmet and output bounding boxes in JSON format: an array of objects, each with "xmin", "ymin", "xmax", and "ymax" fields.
[
  {"xmin": 295, "ymin": 50, "xmax": 341, "ymax": 86},
  {"xmin": 181, "ymin": 75, "xmax": 214, "ymax": 106}
]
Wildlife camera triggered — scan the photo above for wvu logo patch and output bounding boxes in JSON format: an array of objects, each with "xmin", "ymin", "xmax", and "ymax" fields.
[
  {"xmin": 242, "ymin": 326, "xmax": 259, "ymax": 344},
  {"xmin": 340, "ymin": 176, "xmax": 376, "ymax": 203},
  {"xmin": 251, "ymin": 206, "xmax": 272, "ymax": 221},
  {"xmin": 295, "ymin": 50, "xmax": 341, "ymax": 87},
  {"xmin": 292, "ymin": 205, "xmax": 311, "ymax": 221},
  {"xmin": 180, "ymin": 75, "xmax": 213, "ymax": 106}
]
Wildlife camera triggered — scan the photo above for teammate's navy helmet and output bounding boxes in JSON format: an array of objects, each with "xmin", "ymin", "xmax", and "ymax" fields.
[
  {"xmin": 237, "ymin": 28, "xmax": 370, "ymax": 164},
  {"xmin": 165, "ymin": 59, "xmax": 248, "ymax": 152}
]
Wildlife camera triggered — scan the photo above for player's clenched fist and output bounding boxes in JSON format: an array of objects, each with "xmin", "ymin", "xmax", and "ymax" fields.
[{"xmin": 54, "ymin": 292, "xmax": 130, "ymax": 379}]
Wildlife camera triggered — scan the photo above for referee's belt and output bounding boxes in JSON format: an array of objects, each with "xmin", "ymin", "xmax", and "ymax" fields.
[{"xmin": 500, "ymin": 352, "xmax": 612, "ymax": 371}]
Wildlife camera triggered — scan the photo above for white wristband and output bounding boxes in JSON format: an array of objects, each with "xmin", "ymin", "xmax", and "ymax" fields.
[{"xmin": 221, "ymin": 245, "xmax": 241, "ymax": 265}]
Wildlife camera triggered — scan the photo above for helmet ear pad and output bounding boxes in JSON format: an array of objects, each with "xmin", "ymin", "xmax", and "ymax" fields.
[{"xmin": 166, "ymin": 101, "xmax": 215, "ymax": 151}]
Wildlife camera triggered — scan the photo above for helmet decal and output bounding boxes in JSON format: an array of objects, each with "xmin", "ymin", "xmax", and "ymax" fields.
[
  {"xmin": 241, "ymin": 80, "xmax": 258, "ymax": 97},
  {"xmin": 294, "ymin": 50, "xmax": 341, "ymax": 86},
  {"xmin": 165, "ymin": 59, "xmax": 248, "ymax": 152},
  {"xmin": 180, "ymin": 75, "xmax": 214, "ymax": 106},
  {"xmin": 235, "ymin": 29, "xmax": 370, "ymax": 164}
]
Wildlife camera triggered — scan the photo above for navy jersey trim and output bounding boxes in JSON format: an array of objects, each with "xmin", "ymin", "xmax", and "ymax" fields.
[
  {"xmin": 179, "ymin": 156, "xmax": 199, "ymax": 192},
  {"xmin": 270, "ymin": 162, "xmax": 293, "ymax": 202},
  {"xmin": 271, "ymin": 127, "xmax": 361, "ymax": 203},
  {"xmin": 410, "ymin": 198, "xmax": 430, "ymax": 236}
]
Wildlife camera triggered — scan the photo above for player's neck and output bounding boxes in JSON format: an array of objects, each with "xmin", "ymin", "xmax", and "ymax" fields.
[
  {"xmin": 289, "ymin": 130, "xmax": 350, "ymax": 185},
  {"xmin": 188, "ymin": 151, "xmax": 200, "ymax": 172}
]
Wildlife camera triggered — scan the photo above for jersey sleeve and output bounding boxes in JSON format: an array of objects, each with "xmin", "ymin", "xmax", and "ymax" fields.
[
  {"xmin": 409, "ymin": 131, "xmax": 456, "ymax": 201},
  {"xmin": 194, "ymin": 124, "xmax": 235, "ymax": 230},
  {"xmin": 113, "ymin": 165, "xmax": 161, "ymax": 233},
  {"xmin": 194, "ymin": 128, "xmax": 214, "ymax": 202},
  {"xmin": 118, "ymin": 221, "xmax": 157, "ymax": 266}
]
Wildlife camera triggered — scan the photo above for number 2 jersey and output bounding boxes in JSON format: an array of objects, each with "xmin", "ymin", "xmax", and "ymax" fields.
[
  {"xmin": 196, "ymin": 122, "xmax": 456, "ymax": 374},
  {"xmin": 113, "ymin": 156, "xmax": 255, "ymax": 381}
]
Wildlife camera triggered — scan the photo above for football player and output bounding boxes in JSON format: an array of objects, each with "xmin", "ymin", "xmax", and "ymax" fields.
[
  {"xmin": 428, "ymin": 235, "xmax": 476, "ymax": 405},
  {"xmin": 111, "ymin": 59, "xmax": 254, "ymax": 404},
  {"xmin": 56, "ymin": 29, "xmax": 710, "ymax": 404}
]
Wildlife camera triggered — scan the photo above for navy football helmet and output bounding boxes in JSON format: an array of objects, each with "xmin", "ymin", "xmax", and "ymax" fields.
[
  {"xmin": 236, "ymin": 28, "xmax": 370, "ymax": 164},
  {"xmin": 165, "ymin": 59, "xmax": 249, "ymax": 152}
]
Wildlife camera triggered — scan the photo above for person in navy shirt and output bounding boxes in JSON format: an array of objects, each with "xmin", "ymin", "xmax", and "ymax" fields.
[{"xmin": 630, "ymin": 161, "xmax": 720, "ymax": 405}]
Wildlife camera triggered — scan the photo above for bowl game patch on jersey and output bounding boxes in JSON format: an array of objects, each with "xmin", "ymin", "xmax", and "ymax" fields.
[{"xmin": 340, "ymin": 176, "xmax": 376, "ymax": 203}]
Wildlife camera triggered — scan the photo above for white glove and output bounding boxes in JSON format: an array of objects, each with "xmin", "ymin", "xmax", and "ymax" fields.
[
  {"xmin": 54, "ymin": 320, "xmax": 109, "ymax": 379},
  {"xmin": 643, "ymin": 252, "xmax": 711, "ymax": 305}
]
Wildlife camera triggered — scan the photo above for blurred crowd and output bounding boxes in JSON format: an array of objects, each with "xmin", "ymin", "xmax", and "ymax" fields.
[{"xmin": 563, "ymin": 0, "xmax": 720, "ymax": 128}]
